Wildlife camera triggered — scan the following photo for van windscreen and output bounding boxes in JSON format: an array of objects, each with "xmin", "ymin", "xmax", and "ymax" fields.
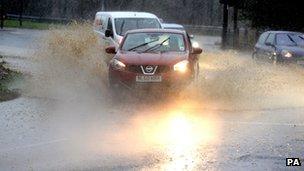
[{"xmin": 115, "ymin": 18, "xmax": 161, "ymax": 36}]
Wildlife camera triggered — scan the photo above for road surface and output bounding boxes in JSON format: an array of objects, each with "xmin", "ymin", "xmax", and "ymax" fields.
[{"xmin": 0, "ymin": 28, "xmax": 303, "ymax": 170}]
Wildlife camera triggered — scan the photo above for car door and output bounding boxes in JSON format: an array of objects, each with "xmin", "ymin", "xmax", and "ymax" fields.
[
  {"xmin": 255, "ymin": 32, "xmax": 269, "ymax": 59},
  {"xmin": 261, "ymin": 33, "xmax": 276, "ymax": 61}
]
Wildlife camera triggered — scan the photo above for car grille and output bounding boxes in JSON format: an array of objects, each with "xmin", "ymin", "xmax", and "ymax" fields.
[{"xmin": 127, "ymin": 65, "xmax": 171, "ymax": 74}]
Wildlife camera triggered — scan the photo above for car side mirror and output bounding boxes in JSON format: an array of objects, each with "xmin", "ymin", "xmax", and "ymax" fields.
[
  {"xmin": 105, "ymin": 46, "xmax": 116, "ymax": 54},
  {"xmin": 192, "ymin": 47, "xmax": 203, "ymax": 54},
  {"xmin": 105, "ymin": 29, "xmax": 113, "ymax": 38}
]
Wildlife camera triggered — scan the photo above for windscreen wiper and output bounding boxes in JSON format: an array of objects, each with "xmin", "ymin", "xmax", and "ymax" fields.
[
  {"xmin": 287, "ymin": 34, "xmax": 298, "ymax": 46},
  {"xmin": 142, "ymin": 37, "xmax": 170, "ymax": 53},
  {"xmin": 127, "ymin": 39, "xmax": 159, "ymax": 51}
]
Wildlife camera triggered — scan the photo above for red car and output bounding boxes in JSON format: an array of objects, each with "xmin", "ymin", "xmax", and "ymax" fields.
[{"xmin": 105, "ymin": 29, "xmax": 202, "ymax": 93}]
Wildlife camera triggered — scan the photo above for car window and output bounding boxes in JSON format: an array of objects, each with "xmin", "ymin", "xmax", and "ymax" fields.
[
  {"xmin": 107, "ymin": 18, "xmax": 113, "ymax": 37},
  {"xmin": 265, "ymin": 33, "xmax": 275, "ymax": 45},
  {"xmin": 94, "ymin": 16, "xmax": 101, "ymax": 27},
  {"xmin": 257, "ymin": 32, "xmax": 269, "ymax": 44},
  {"xmin": 94, "ymin": 15, "xmax": 104, "ymax": 32},
  {"xmin": 276, "ymin": 33, "xmax": 297, "ymax": 46},
  {"xmin": 164, "ymin": 27, "xmax": 185, "ymax": 31},
  {"xmin": 114, "ymin": 18, "xmax": 161, "ymax": 36},
  {"xmin": 100, "ymin": 16, "xmax": 107, "ymax": 32},
  {"xmin": 122, "ymin": 33, "xmax": 185, "ymax": 52}
]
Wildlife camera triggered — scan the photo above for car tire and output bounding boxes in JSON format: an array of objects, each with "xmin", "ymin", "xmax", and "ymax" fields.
[
  {"xmin": 108, "ymin": 75, "xmax": 122, "ymax": 101},
  {"xmin": 272, "ymin": 55, "xmax": 277, "ymax": 65},
  {"xmin": 252, "ymin": 52, "xmax": 258, "ymax": 61},
  {"xmin": 193, "ymin": 62, "xmax": 200, "ymax": 87}
]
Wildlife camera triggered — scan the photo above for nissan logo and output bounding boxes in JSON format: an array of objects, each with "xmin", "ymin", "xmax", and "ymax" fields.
[{"xmin": 145, "ymin": 66, "xmax": 154, "ymax": 73}]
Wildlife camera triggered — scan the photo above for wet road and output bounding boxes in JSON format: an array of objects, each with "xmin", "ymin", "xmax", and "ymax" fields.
[{"xmin": 0, "ymin": 29, "xmax": 303, "ymax": 170}]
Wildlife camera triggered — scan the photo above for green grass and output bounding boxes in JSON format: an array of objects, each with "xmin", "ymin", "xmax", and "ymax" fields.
[
  {"xmin": 4, "ymin": 19, "xmax": 60, "ymax": 30},
  {"xmin": 0, "ymin": 60, "xmax": 23, "ymax": 101}
]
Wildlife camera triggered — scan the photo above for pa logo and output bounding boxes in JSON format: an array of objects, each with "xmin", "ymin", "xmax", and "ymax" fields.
[{"xmin": 286, "ymin": 158, "xmax": 301, "ymax": 166}]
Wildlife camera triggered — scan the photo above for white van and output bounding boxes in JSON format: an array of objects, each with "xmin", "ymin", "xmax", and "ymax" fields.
[{"xmin": 94, "ymin": 11, "xmax": 162, "ymax": 50}]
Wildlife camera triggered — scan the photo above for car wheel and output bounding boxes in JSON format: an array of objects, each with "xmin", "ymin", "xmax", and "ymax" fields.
[
  {"xmin": 108, "ymin": 74, "xmax": 116, "ymax": 88},
  {"xmin": 108, "ymin": 75, "xmax": 121, "ymax": 100},
  {"xmin": 193, "ymin": 62, "xmax": 200, "ymax": 87},
  {"xmin": 272, "ymin": 55, "xmax": 277, "ymax": 65},
  {"xmin": 252, "ymin": 52, "xmax": 258, "ymax": 60}
]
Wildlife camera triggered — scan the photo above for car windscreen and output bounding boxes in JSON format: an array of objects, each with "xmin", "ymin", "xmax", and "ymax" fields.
[
  {"xmin": 114, "ymin": 18, "xmax": 161, "ymax": 36},
  {"xmin": 290, "ymin": 34, "xmax": 304, "ymax": 46},
  {"xmin": 121, "ymin": 33, "xmax": 186, "ymax": 53},
  {"xmin": 276, "ymin": 33, "xmax": 304, "ymax": 46},
  {"xmin": 164, "ymin": 27, "xmax": 185, "ymax": 31}
]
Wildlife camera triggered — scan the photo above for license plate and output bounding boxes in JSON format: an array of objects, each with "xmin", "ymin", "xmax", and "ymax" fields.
[
  {"xmin": 297, "ymin": 61, "xmax": 304, "ymax": 65},
  {"xmin": 136, "ymin": 75, "xmax": 162, "ymax": 82}
]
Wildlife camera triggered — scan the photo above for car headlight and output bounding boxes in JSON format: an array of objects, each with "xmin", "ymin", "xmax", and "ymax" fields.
[
  {"xmin": 192, "ymin": 41, "xmax": 199, "ymax": 48},
  {"xmin": 110, "ymin": 59, "xmax": 126, "ymax": 70},
  {"xmin": 281, "ymin": 50, "xmax": 293, "ymax": 58},
  {"xmin": 174, "ymin": 60, "xmax": 189, "ymax": 73}
]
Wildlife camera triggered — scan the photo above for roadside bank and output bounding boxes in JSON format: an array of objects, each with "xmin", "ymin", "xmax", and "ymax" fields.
[{"xmin": 0, "ymin": 56, "xmax": 22, "ymax": 101}]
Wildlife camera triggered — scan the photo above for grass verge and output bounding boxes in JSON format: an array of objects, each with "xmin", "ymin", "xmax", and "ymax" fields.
[
  {"xmin": 0, "ymin": 58, "xmax": 23, "ymax": 102},
  {"xmin": 4, "ymin": 19, "xmax": 61, "ymax": 30}
]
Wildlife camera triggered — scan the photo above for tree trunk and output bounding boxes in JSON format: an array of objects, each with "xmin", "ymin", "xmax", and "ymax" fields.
[
  {"xmin": 101, "ymin": 0, "xmax": 106, "ymax": 11},
  {"xmin": 233, "ymin": 7, "xmax": 239, "ymax": 49},
  {"xmin": 141, "ymin": 0, "xmax": 146, "ymax": 11},
  {"xmin": 208, "ymin": 0, "xmax": 214, "ymax": 25},
  {"xmin": 0, "ymin": 1, "xmax": 4, "ymax": 29},
  {"xmin": 19, "ymin": 0, "xmax": 23, "ymax": 27},
  {"xmin": 222, "ymin": 1, "xmax": 228, "ymax": 49}
]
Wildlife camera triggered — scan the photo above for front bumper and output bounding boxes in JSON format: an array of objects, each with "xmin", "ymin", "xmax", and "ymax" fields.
[
  {"xmin": 277, "ymin": 54, "xmax": 304, "ymax": 64},
  {"xmin": 279, "ymin": 57, "xmax": 304, "ymax": 66},
  {"xmin": 109, "ymin": 67, "xmax": 192, "ymax": 90}
]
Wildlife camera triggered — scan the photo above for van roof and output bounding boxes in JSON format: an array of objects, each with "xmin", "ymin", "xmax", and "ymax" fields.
[
  {"xmin": 96, "ymin": 11, "xmax": 158, "ymax": 19},
  {"xmin": 126, "ymin": 29, "xmax": 186, "ymax": 34},
  {"xmin": 265, "ymin": 31, "xmax": 303, "ymax": 35},
  {"xmin": 162, "ymin": 23, "xmax": 184, "ymax": 29}
]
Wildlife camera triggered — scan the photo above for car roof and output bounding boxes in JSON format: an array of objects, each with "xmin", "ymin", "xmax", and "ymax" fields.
[
  {"xmin": 265, "ymin": 30, "xmax": 303, "ymax": 34},
  {"xmin": 125, "ymin": 29, "xmax": 186, "ymax": 34},
  {"xmin": 95, "ymin": 11, "xmax": 158, "ymax": 19},
  {"xmin": 161, "ymin": 23, "xmax": 184, "ymax": 29}
]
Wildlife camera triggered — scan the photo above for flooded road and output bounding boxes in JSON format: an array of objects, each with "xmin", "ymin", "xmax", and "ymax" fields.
[{"xmin": 0, "ymin": 27, "xmax": 303, "ymax": 170}]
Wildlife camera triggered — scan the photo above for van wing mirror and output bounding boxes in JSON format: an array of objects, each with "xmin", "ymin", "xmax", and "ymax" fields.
[
  {"xmin": 105, "ymin": 29, "xmax": 113, "ymax": 37},
  {"xmin": 192, "ymin": 47, "xmax": 203, "ymax": 54},
  {"xmin": 105, "ymin": 46, "xmax": 116, "ymax": 54}
]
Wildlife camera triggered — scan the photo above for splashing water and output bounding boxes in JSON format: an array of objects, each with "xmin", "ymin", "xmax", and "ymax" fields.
[
  {"xmin": 26, "ymin": 22, "xmax": 304, "ymax": 110},
  {"xmin": 190, "ymin": 51, "xmax": 304, "ymax": 110},
  {"xmin": 26, "ymin": 22, "xmax": 109, "ymax": 101},
  {"xmin": 15, "ymin": 23, "xmax": 304, "ymax": 170}
]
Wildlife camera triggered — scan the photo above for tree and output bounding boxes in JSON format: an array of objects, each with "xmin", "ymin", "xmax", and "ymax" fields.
[
  {"xmin": 0, "ymin": 1, "xmax": 4, "ymax": 29},
  {"xmin": 4, "ymin": 0, "xmax": 224, "ymax": 26},
  {"xmin": 240, "ymin": 0, "xmax": 304, "ymax": 31}
]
